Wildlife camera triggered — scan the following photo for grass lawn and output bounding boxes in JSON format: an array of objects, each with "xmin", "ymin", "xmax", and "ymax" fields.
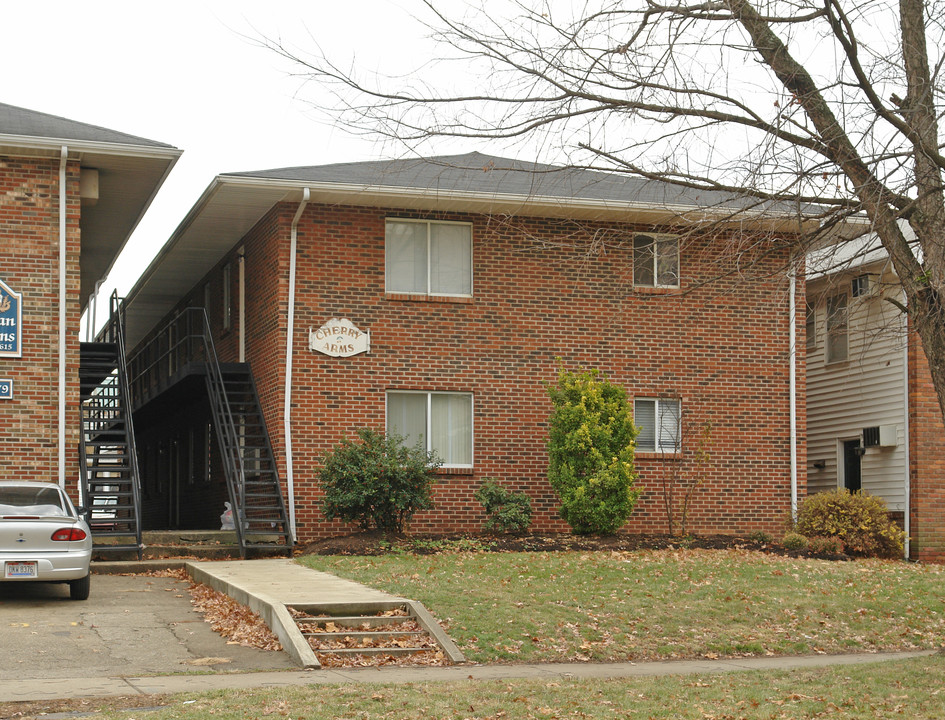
[
  {"xmin": 73, "ymin": 654, "xmax": 945, "ymax": 719},
  {"xmin": 297, "ymin": 548, "xmax": 945, "ymax": 663}
]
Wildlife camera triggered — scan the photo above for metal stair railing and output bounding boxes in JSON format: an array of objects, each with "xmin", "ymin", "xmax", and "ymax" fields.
[
  {"xmin": 221, "ymin": 366, "xmax": 292, "ymax": 554},
  {"xmin": 126, "ymin": 307, "xmax": 251, "ymax": 557},
  {"xmin": 107, "ymin": 292, "xmax": 144, "ymax": 559}
]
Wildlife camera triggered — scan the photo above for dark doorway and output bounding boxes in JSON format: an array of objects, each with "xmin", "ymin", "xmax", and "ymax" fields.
[{"xmin": 842, "ymin": 439, "xmax": 862, "ymax": 492}]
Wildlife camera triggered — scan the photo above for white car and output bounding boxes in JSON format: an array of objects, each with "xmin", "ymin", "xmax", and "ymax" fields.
[{"xmin": 0, "ymin": 482, "xmax": 92, "ymax": 600}]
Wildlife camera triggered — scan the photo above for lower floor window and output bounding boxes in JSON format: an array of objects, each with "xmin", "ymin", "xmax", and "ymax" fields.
[
  {"xmin": 634, "ymin": 398, "xmax": 681, "ymax": 452},
  {"xmin": 387, "ymin": 391, "xmax": 473, "ymax": 467}
]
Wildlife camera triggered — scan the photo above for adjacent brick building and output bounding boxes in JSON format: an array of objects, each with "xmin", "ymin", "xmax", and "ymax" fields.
[
  {"xmin": 123, "ymin": 153, "xmax": 808, "ymax": 542},
  {"xmin": 0, "ymin": 103, "xmax": 179, "ymax": 497}
]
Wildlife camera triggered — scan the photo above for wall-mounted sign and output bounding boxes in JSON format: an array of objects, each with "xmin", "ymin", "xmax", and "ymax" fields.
[
  {"xmin": 0, "ymin": 279, "xmax": 22, "ymax": 358},
  {"xmin": 309, "ymin": 318, "xmax": 370, "ymax": 357},
  {"xmin": 0, "ymin": 379, "xmax": 11, "ymax": 400}
]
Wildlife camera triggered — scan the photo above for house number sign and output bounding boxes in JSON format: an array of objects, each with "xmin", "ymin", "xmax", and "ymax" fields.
[
  {"xmin": 309, "ymin": 318, "xmax": 370, "ymax": 357},
  {"xmin": 0, "ymin": 278, "xmax": 22, "ymax": 358},
  {"xmin": 0, "ymin": 379, "xmax": 11, "ymax": 400}
]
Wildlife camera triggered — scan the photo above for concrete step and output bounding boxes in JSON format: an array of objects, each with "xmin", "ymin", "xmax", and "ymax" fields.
[{"xmin": 91, "ymin": 529, "xmax": 290, "ymax": 561}]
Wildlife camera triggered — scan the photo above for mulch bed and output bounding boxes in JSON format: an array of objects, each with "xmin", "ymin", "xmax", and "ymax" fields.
[{"xmin": 298, "ymin": 531, "xmax": 849, "ymax": 560}]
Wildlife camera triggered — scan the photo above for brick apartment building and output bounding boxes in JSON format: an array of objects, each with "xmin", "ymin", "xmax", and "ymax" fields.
[
  {"xmin": 121, "ymin": 153, "xmax": 810, "ymax": 545},
  {"xmin": 6, "ymin": 100, "xmax": 941, "ymax": 558},
  {"xmin": 0, "ymin": 103, "xmax": 179, "ymax": 501}
]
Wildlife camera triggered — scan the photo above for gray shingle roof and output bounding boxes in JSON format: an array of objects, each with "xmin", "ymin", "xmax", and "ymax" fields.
[
  {"xmin": 0, "ymin": 102, "xmax": 175, "ymax": 148},
  {"xmin": 224, "ymin": 152, "xmax": 761, "ymax": 211}
]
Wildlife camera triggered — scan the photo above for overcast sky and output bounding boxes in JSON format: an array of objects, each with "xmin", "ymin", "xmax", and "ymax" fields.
[{"xmin": 3, "ymin": 1, "xmax": 475, "ymax": 330}]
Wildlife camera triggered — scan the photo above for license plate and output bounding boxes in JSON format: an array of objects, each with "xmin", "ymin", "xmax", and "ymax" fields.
[{"xmin": 4, "ymin": 561, "xmax": 37, "ymax": 578}]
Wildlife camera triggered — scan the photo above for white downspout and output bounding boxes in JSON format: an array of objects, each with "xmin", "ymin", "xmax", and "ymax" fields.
[
  {"xmin": 58, "ymin": 146, "xmax": 68, "ymax": 489},
  {"xmin": 284, "ymin": 188, "xmax": 309, "ymax": 543},
  {"xmin": 903, "ymin": 292, "xmax": 911, "ymax": 560},
  {"xmin": 789, "ymin": 266, "xmax": 798, "ymax": 522}
]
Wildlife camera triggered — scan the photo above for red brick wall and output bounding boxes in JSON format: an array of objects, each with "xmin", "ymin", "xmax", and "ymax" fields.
[
  {"xmin": 908, "ymin": 333, "xmax": 945, "ymax": 561},
  {"xmin": 0, "ymin": 155, "xmax": 81, "ymax": 492},
  {"xmin": 222, "ymin": 203, "xmax": 804, "ymax": 542}
]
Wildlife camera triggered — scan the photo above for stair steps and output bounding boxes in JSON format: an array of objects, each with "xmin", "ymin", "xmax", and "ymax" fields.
[
  {"xmin": 290, "ymin": 606, "xmax": 443, "ymax": 660},
  {"xmin": 80, "ymin": 338, "xmax": 143, "ymax": 560},
  {"xmin": 212, "ymin": 365, "xmax": 292, "ymax": 556}
]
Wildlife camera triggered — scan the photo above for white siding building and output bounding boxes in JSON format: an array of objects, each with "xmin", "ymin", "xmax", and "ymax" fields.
[{"xmin": 806, "ymin": 259, "xmax": 908, "ymax": 512}]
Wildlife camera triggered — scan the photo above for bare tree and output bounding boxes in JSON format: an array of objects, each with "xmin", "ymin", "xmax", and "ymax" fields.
[
  {"xmin": 653, "ymin": 396, "xmax": 712, "ymax": 536},
  {"xmin": 271, "ymin": 0, "xmax": 945, "ymax": 421}
]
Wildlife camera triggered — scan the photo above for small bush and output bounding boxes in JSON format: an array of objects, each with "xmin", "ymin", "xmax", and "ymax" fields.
[
  {"xmin": 806, "ymin": 535, "xmax": 845, "ymax": 556},
  {"xmin": 475, "ymin": 479, "xmax": 533, "ymax": 533},
  {"xmin": 318, "ymin": 428, "xmax": 440, "ymax": 532},
  {"xmin": 781, "ymin": 532, "xmax": 808, "ymax": 552},
  {"xmin": 748, "ymin": 530, "xmax": 773, "ymax": 544},
  {"xmin": 546, "ymin": 365, "xmax": 640, "ymax": 534},
  {"xmin": 795, "ymin": 490, "xmax": 904, "ymax": 558}
]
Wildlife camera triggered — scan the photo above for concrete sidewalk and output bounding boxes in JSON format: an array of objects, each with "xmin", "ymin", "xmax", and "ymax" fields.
[
  {"xmin": 0, "ymin": 651, "xmax": 934, "ymax": 702},
  {"xmin": 4, "ymin": 559, "xmax": 931, "ymax": 704}
]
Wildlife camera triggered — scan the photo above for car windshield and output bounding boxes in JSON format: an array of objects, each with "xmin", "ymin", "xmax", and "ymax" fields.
[{"xmin": 0, "ymin": 486, "xmax": 67, "ymax": 517}]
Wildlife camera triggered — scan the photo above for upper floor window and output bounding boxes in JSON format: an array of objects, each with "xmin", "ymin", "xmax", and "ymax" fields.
[
  {"xmin": 825, "ymin": 294, "xmax": 848, "ymax": 363},
  {"xmin": 634, "ymin": 397, "xmax": 681, "ymax": 453},
  {"xmin": 387, "ymin": 390, "xmax": 473, "ymax": 468},
  {"xmin": 386, "ymin": 219, "xmax": 472, "ymax": 296},
  {"xmin": 633, "ymin": 233, "xmax": 679, "ymax": 288},
  {"xmin": 806, "ymin": 301, "xmax": 816, "ymax": 352}
]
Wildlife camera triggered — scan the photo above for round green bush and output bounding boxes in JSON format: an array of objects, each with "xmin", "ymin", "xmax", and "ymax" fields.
[
  {"xmin": 781, "ymin": 531, "xmax": 808, "ymax": 552},
  {"xmin": 806, "ymin": 535, "xmax": 845, "ymax": 556},
  {"xmin": 474, "ymin": 478, "xmax": 533, "ymax": 533},
  {"xmin": 546, "ymin": 365, "xmax": 640, "ymax": 535},
  {"xmin": 795, "ymin": 490, "xmax": 904, "ymax": 558},
  {"xmin": 318, "ymin": 428, "xmax": 441, "ymax": 532}
]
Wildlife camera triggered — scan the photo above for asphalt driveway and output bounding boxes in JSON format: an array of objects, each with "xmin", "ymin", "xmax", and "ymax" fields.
[{"xmin": 0, "ymin": 571, "xmax": 295, "ymax": 682}]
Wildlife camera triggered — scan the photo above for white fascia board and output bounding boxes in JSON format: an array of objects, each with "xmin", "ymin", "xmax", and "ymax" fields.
[
  {"xmin": 0, "ymin": 133, "xmax": 182, "ymax": 161},
  {"xmin": 217, "ymin": 174, "xmax": 816, "ymax": 229}
]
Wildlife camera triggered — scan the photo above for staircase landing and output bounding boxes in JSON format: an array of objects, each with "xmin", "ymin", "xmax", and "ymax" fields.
[{"xmin": 92, "ymin": 530, "xmax": 290, "ymax": 561}]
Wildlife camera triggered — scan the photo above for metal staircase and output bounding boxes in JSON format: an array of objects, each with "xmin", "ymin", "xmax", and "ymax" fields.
[
  {"xmin": 79, "ymin": 295, "xmax": 143, "ymax": 559},
  {"xmin": 216, "ymin": 364, "xmax": 292, "ymax": 556},
  {"xmin": 127, "ymin": 307, "xmax": 292, "ymax": 557}
]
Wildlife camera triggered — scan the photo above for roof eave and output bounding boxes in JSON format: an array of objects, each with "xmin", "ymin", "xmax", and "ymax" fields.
[
  {"xmin": 0, "ymin": 133, "xmax": 182, "ymax": 161},
  {"xmin": 218, "ymin": 174, "xmax": 818, "ymax": 231}
]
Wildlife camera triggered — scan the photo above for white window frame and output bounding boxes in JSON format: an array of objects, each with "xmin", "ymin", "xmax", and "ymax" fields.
[
  {"xmin": 385, "ymin": 218, "xmax": 473, "ymax": 297},
  {"xmin": 633, "ymin": 233, "xmax": 680, "ymax": 288},
  {"xmin": 386, "ymin": 390, "xmax": 474, "ymax": 468},
  {"xmin": 634, "ymin": 397, "xmax": 681, "ymax": 453}
]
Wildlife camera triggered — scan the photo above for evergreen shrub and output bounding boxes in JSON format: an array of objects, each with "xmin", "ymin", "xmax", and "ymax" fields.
[
  {"xmin": 795, "ymin": 489, "xmax": 904, "ymax": 558},
  {"xmin": 475, "ymin": 479, "xmax": 533, "ymax": 533},
  {"xmin": 318, "ymin": 428, "xmax": 440, "ymax": 532},
  {"xmin": 546, "ymin": 365, "xmax": 640, "ymax": 534}
]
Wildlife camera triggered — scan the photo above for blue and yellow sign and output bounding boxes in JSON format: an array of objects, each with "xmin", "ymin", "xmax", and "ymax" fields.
[{"xmin": 0, "ymin": 278, "xmax": 22, "ymax": 358}]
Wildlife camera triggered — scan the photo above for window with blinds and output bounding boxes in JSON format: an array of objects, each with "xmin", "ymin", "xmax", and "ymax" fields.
[
  {"xmin": 386, "ymin": 219, "xmax": 472, "ymax": 296},
  {"xmin": 387, "ymin": 391, "xmax": 473, "ymax": 467},
  {"xmin": 634, "ymin": 398, "xmax": 681, "ymax": 452}
]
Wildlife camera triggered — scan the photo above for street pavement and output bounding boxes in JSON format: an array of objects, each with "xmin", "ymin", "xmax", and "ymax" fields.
[{"xmin": 0, "ymin": 571, "xmax": 295, "ymax": 687}]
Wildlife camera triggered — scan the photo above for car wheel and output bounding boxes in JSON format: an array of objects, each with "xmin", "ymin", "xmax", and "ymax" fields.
[{"xmin": 69, "ymin": 573, "xmax": 91, "ymax": 601}]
